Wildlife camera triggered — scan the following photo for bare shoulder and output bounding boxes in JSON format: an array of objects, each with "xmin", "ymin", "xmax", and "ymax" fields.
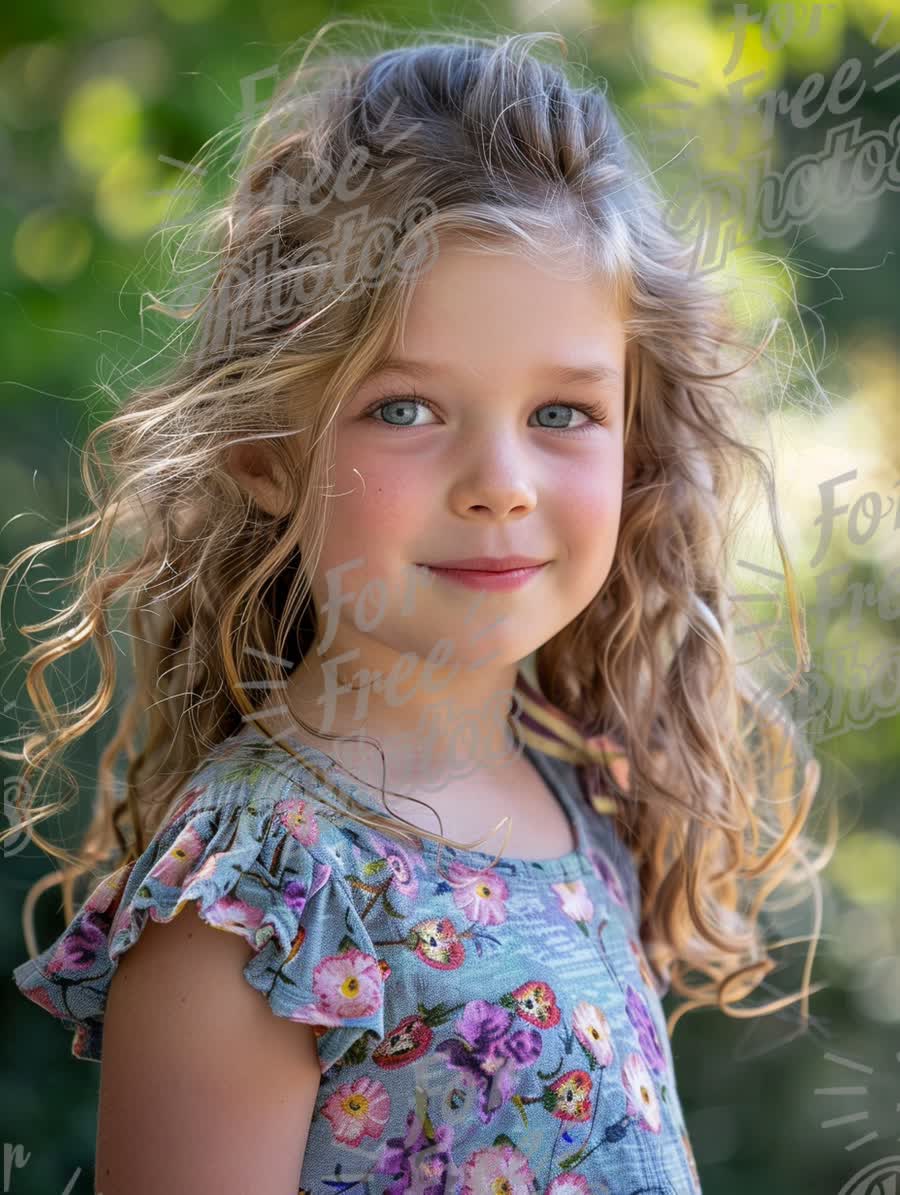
[{"xmin": 96, "ymin": 902, "xmax": 321, "ymax": 1195}]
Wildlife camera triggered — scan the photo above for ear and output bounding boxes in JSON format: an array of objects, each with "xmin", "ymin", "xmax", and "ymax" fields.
[{"xmin": 226, "ymin": 441, "xmax": 291, "ymax": 519}]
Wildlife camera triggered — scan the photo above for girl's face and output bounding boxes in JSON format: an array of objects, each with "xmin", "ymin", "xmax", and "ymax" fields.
[{"xmin": 306, "ymin": 238, "xmax": 627, "ymax": 681}]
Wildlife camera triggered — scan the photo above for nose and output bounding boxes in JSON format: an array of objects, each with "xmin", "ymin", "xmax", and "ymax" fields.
[{"xmin": 448, "ymin": 430, "xmax": 538, "ymax": 519}]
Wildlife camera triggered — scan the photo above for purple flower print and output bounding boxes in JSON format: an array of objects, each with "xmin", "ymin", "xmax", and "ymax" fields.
[
  {"xmin": 46, "ymin": 911, "xmax": 108, "ymax": 975},
  {"xmin": 370, "ymin": 833, "xmax": 421, "ymax": 899},
  {"xmin": 377, "ymin": 1106, "xmax": 456, "ymax": 1194},
  {"xmin": 589, "ymin": 848, "xmax": 627, "ymax": 907},
  {"xmin": 435, "ymin": 1000, "xmax": 542, "ymax": 1122},
  {"xmin": 283, "ymin": 879, "xmax": 308, "ymax": 915},
  {"xmin": 625, "ymin": 985, "xmax": 666, "ymax": 1075}
]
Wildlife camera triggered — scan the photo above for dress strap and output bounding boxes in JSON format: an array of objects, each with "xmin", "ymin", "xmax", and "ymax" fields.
[{"xmin": 512, "ymin": 669, "xmax": 627, "ymax": 814}]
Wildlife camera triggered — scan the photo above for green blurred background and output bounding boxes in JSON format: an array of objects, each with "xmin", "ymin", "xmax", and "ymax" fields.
[{"xmin": 1, "ymin": 1, "xmax": 898, "ymax": 1192}]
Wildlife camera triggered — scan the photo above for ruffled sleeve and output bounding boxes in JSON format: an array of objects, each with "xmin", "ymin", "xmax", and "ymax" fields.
[{"xmin": 11, "ymin": 762, "xmax": 387, "ymax": 1076}]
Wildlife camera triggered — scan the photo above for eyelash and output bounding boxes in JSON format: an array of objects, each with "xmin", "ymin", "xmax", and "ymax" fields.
[{"xmin": 361, "ymin": 387, "xmax": 609, "ymax": 437}]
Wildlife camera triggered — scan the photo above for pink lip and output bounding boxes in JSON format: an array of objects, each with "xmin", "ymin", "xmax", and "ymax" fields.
[
  {"xmin": 423, "ymin": 555, "xmax": 549, "ymax": 571},
  {"xmin": 422, "ymin": 563, "xmax": 549, "ymax": 591}
]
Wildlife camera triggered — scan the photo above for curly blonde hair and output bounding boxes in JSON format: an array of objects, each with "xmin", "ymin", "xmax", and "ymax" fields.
[{"xmin": 2, "ymin": 24, "xmax": 835, "ymax": 1039}]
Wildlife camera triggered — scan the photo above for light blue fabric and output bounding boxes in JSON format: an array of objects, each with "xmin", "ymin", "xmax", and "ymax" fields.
[{"xmin": 13, "ymin": 724, "xmax": 702, "ymax": 1194}]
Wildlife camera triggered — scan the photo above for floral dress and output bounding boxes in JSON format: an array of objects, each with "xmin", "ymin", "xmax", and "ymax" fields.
[{"xmin": 12, "ymin": 702, "xmax": 703, "ymax": 1194}]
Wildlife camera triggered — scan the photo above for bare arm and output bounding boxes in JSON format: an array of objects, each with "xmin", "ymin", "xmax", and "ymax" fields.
[{"xmin": 95, "ymin": 902, "xmax": 322, "ymax": 1195}]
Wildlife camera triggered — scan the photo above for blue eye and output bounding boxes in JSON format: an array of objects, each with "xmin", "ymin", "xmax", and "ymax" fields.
[
  {"xmin": 530, "ymin": 406, "xmax": 600, "ymax": 434},
  {"xmin": 362, "ymin": 390, "xmax": 608, "ymax": 435},
  {"xmin": 368, "ymin": 394, "xmax": 438, "ymax": 428}
]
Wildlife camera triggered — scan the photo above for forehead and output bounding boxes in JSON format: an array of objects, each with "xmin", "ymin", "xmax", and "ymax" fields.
[
  {"xmin": 364, "ymin": 356, "xmax": 624, "ymax": 390},
  {"xmin": 373, "ymin": 242, "xmax": 626, "ymax": 389}
]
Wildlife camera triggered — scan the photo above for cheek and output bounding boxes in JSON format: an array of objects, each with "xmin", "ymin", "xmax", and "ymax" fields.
[
  {"xmin": 327, "ymin": 445, "xmax": 432, "ymax": 555},
  {"xmin": 557, "ymin": 462, "xmax": 623, "ymax": 550}
]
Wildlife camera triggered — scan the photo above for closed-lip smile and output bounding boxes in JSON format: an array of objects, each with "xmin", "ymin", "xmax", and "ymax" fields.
[{"xmin": 420, "ymin": 555, "xmax": 549, "ymax": 572}]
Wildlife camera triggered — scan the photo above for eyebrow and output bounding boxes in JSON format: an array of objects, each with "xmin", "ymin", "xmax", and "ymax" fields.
[{"xmin": 366, "ymin": 358, "xmax": 623, "ymax": 387}]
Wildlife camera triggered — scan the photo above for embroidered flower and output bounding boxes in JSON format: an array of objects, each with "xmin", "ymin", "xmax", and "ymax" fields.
[
  {"xmin": 372, "ymin": 1013, "xmax": 434, "ymax": 1070},
  {"xmin": 19, "ymin": 983, "xmax": 59, "ymax": 1016},
  {"xmin": 435, "ymin": 1000, "xmax": 542, "ymax": 1122},
  {"xmin": 551, "ymin": 879, "xmax": 594, "ymax": 927},
  {"xmin": 410, "ymin": 917, "xmax": 466, "ymax": 970},
  {"xmin": 82, "ymin": 867, "xmax": 130, "ymax": 917},
  {"xmin": 179, "ymin": 850, "xmax": 222, "ymax": 896},
  {"xmin": 276, "ymin": 796, "xmax": 320, "ymax": 846},
  {"xmin": 460, "ymin": 1143, "xmax": 535, "ymax": 1194},
  {"xmin": 282, "ymin": 879, "xmax": 309, "ymax": 915},
  {"xmin": 588, "ymin": 848, "xmax": 627, "ymax": 907},
  {"xmin": 506, "ymin": 980, "xmax": 561, "ymax": 1029},
  {"xmin": 572, "ymin": 1001, "xmax": 614, "ymax": 1068},
  {"xmin": 147, "ymin": 825, "xmax": 206, "ymax": 888},
  {"xmin": 312, "ymin": 948, "xmax": 384, "ymax": 1019},
  {"xmin": 163, "ymin": 784, "xmax": 205, "ymax": 829},
  {"xmin": 321, "ymin": 1075, "xmax": 390, "ymax": 1145},
  {"xmin": 622, "ymin": 1051, "xmax": 661, "ymax": 1133},
  {"xmin": 45, "ymin": 912, "xmax": 108, "ymax": 975},
  {"xmin": 628, "ymin": 936, "xmax": 656, "ymax": 991},
  {"xmin": 546, "ymin": 1177, "xmax": 594, "ymax": 1194},
  {"xmin": 448, "ymin": 861, "xmax": 510, "ymax": 926},
  {"xmin": 547, "ymin": 1069, "xmax": 593, "ymax": 1122},
  {"xmin": 196, "ymin": 894, "xmax": 265, "ymax": 940},
  {"xmin": 369, "ymin": 833, "xmax": 420, "ymax": 898},
  {"xmin": 625, "ymin": 985, "xmax": 666, "ymax": 1075},
  {"xmin": 377, "ymin": 1107, "xmax": 456, "ymax": 1190}
]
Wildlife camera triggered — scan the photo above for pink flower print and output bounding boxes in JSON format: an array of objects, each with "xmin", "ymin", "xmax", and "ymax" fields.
[
  {"xmin": 92, "ymin": 869, "xmax": 134, "ymax": 945},
  {"xmin": 547, "ymin": 1069, "xmax": 592, "ymax": 1122},
  {"xmin": 460, "ymin": 1143, "xmax": 536, "ymax": 1195},
  {"xmin": 572, "ymin": 1001, "xmax": 614, "ymax": 1068},
  {"xmin": 109, "ymin": 903, "xmax": 136, "ymax": 944},
  {"xmin": 507, "ymin": 980, "xmax": 561, "ymax": 1029},
  {"xmin": 369, "ymin": 833, "xmax": 420, "ymax": 898},
  {"xmin": 547, "ymin": 1176, "xmax": 593, "ymax": 1194},
  {"xmin": 622, "ymin": 1051, "xmax": 661, "ymax": 1133},
  {"xmin": 196, "ymin": 894, "xmax": 265, "ymax": 943},
  {"xmin": 589, "ymin": 849, "xmax": 627, "ymax": 907},
  {"xmin": 164, "ymin": 784, "xmax": 205, "ymax": 829},
  {"xmin": 83, "ymin": 867, "xmax": 131, "ymax": 918},
  {"xmin": 447, "ymin": 861, "xmax": 509, "ymax": 926},
  {"xmin": 321, "ymin": 1075, "xmax": 390, "ymax": 1145},
  {"xmin": 409, "ymin": 916, "xmax": 466, "ymax": 970},
  {"xmin": 312, "ymin": 948, "xmax": 384, "ymax": 1020},
  {"xmin": 147, "ymin": 825, "xmax": 206, "ymax": 888},
  {"xmin": 288, "ymin": 1003, "xmax": 343, "ymax": 1030},
  {"xmin": 20, "ymin": 983, "xmax": 59, "ymax": 1017},
  {"xmin": 180, "ymin": 851, "xmax": 223, "ymax": 895},
  {"xmin": 276, "ymin": 796, "xmax": 320, "ymax": 846},
  {"xmin": 551, "ymin": 879, "xmax": 594, "ymax": 928}
]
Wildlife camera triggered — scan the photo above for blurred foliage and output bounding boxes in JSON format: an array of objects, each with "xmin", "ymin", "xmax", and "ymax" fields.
[{"xmin": 1, "ymin": 1, "xmax": 898, "ymax": 1193}]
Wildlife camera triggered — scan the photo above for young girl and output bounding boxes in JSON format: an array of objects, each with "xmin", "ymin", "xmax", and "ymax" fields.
[{"xmin": 7, "ymin": 28, "xmax": 829, "ymax": 1195}]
